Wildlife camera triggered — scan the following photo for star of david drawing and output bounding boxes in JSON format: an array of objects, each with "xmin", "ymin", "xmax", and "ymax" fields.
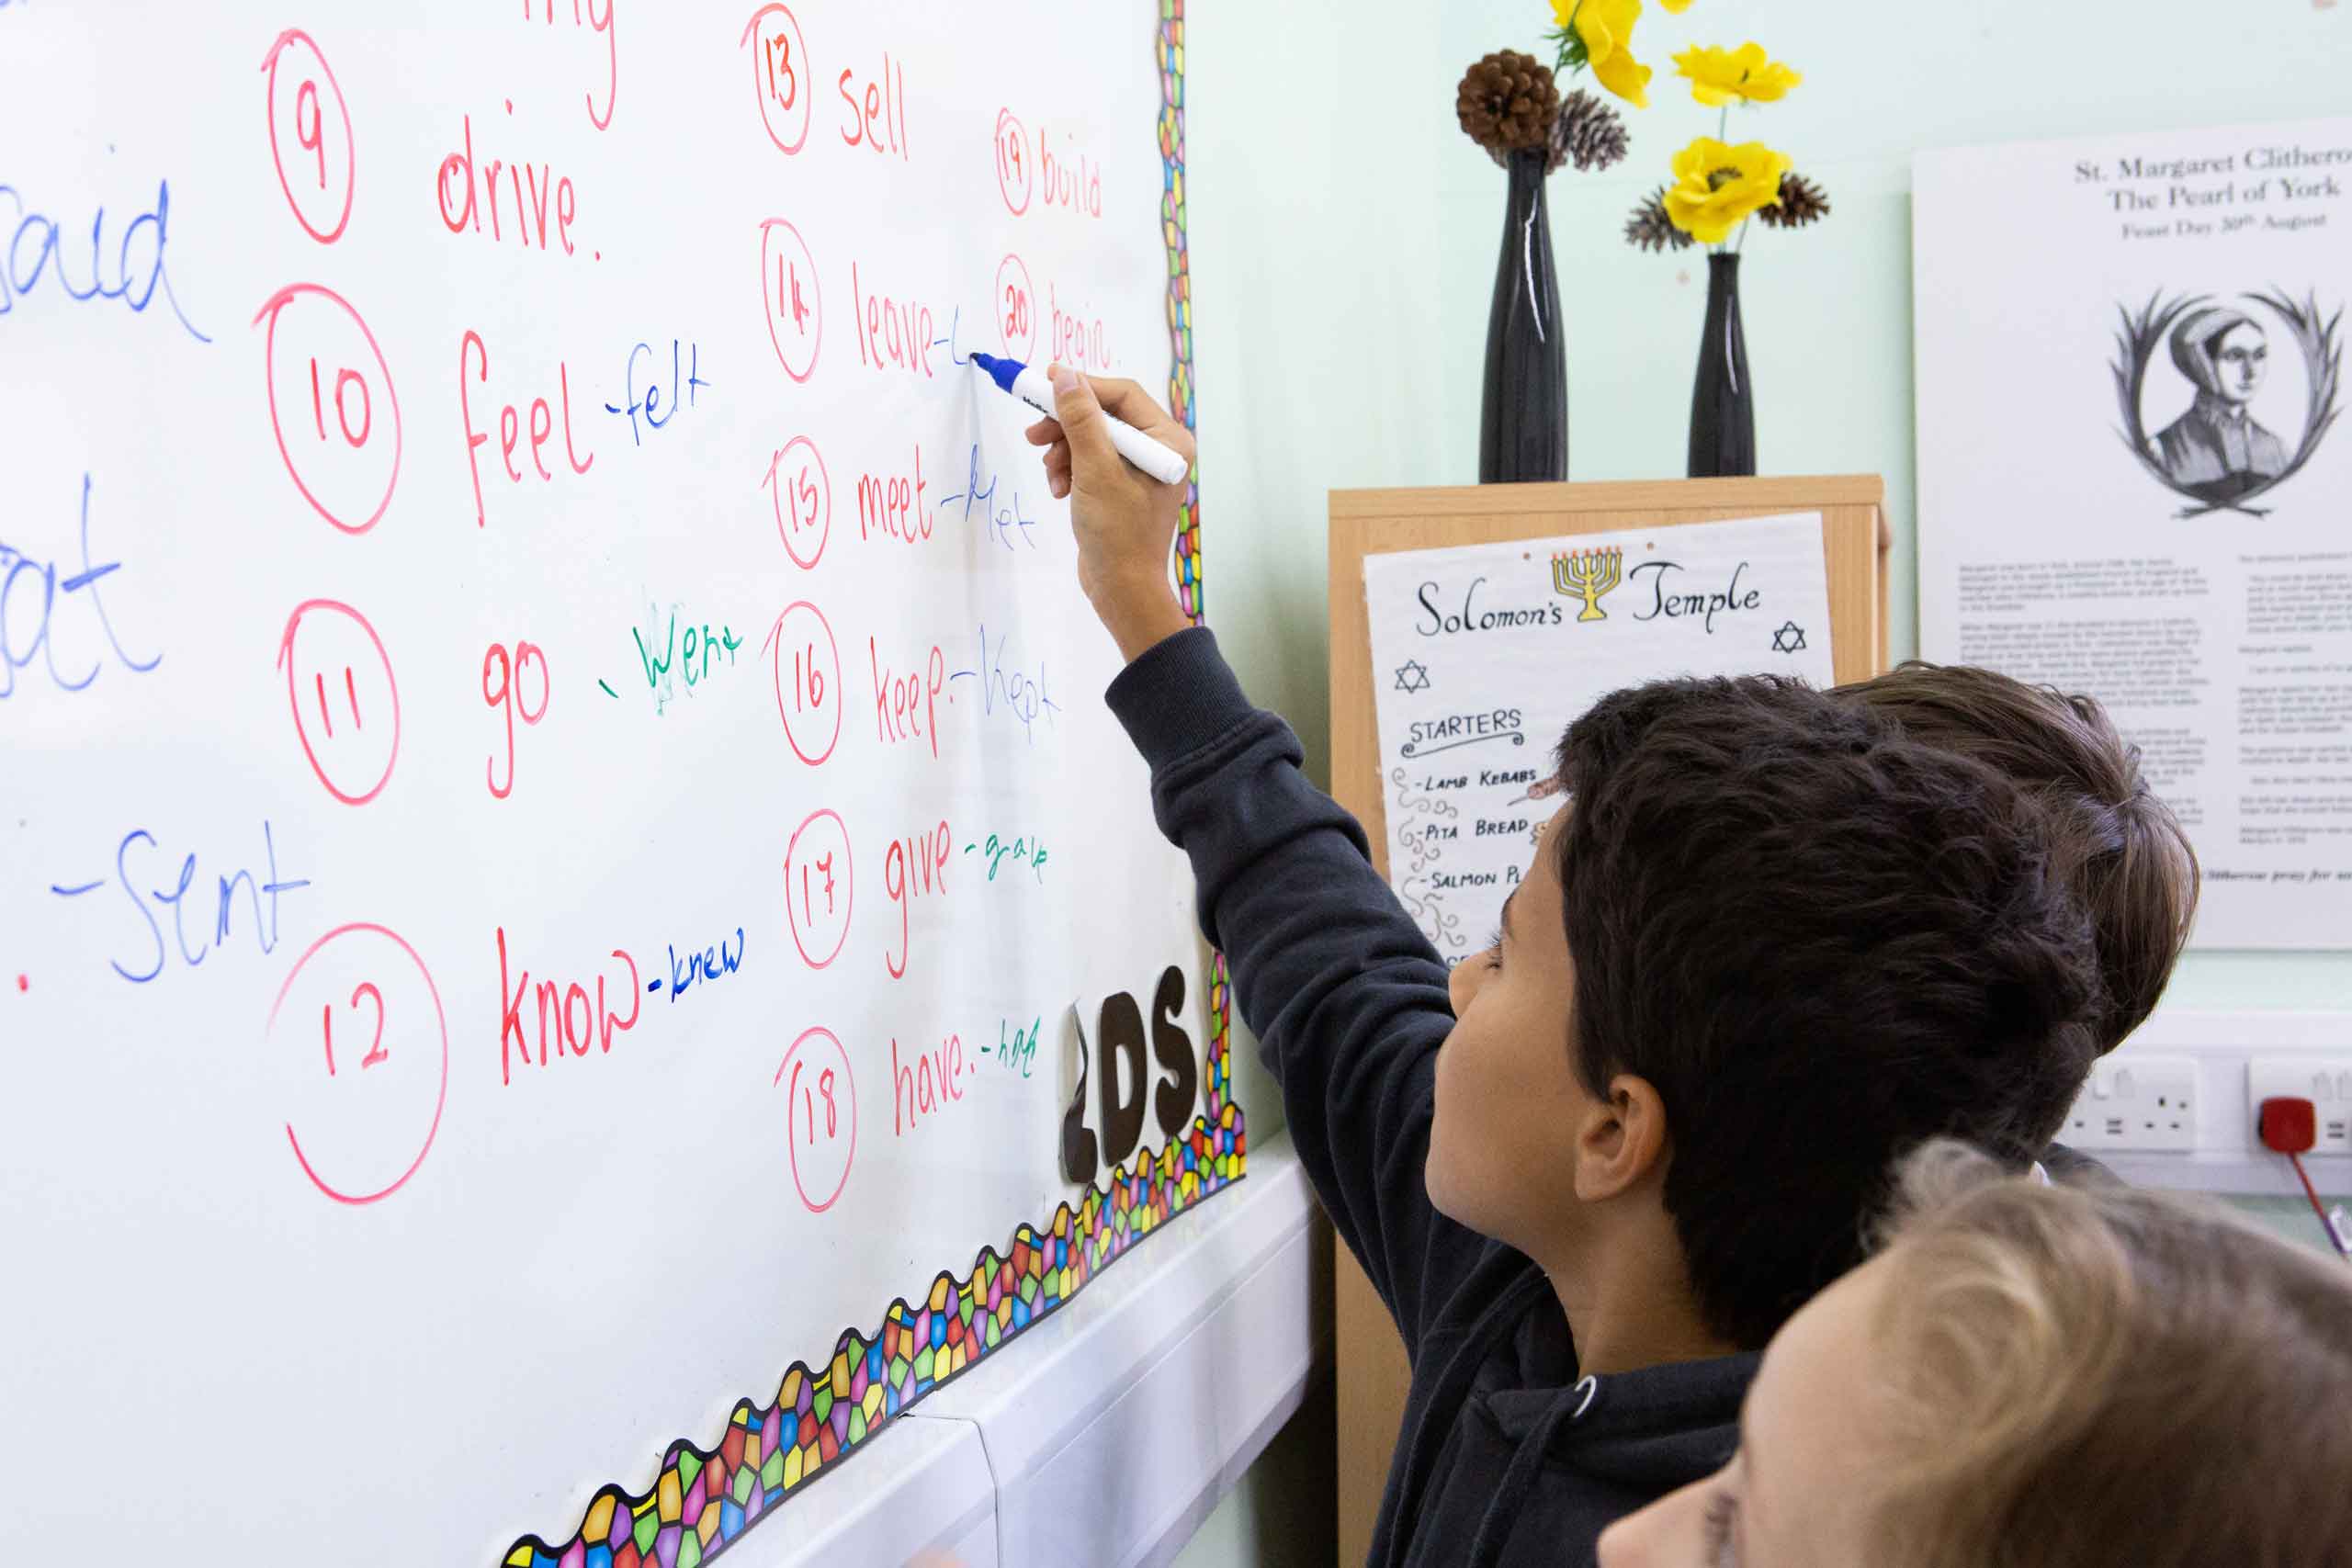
[
  {"xmin": 1771, "ymin": 621, "xmax": 1807, "ymax": 655},
  {"xmin": 1394, "ymin": 660, "xmax": 1431, "ymax": 694}
]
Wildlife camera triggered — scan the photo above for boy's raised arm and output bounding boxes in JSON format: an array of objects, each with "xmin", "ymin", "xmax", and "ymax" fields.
[
  {"xmin": 1028, "ymin": 367, "xmax": 1483, "ymax": 1350},
  {"xmin": 1105, "ymin": 623, "xmax": 1476, "ymax": 1349}
]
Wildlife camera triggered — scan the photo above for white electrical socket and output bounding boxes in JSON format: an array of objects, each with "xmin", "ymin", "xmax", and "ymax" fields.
[
  {"xmin": 2064, "ymin": 1054, "xmax": 2199, "ymax": 1152},
  {"xmin": 2247, "ymin": 1057, "xmax": 2352, "ymax": 1154}
]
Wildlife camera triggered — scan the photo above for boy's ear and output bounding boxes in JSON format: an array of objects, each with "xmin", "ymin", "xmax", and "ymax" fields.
[{"xmin": 1570, "ymin": 1074, "xmax": 1670, "ymax": 1202}]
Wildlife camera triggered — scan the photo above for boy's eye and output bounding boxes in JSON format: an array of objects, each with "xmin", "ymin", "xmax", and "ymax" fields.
[{"xmin": 1482, "ymin": 929, "xmax": 1503, "ymax": 969}]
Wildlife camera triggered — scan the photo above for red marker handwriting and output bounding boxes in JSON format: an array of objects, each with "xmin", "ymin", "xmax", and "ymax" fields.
[
  {"xmin": 496, "ymin": 930, "xmax": 642, "ymax": 1086},
  {"xmin": 868, "ymin": 637, "xmax": 945, "ymax": 760},
  {"xmin": 268, "ymin": 921, "xmax": 448, "ymax": 1206},
  {"xmin": 261, "ymin": 29, "xmax": 356, "ymax": 244},
  {"xmin": 836, "ymin": 51, "xmax": 908, "ymax": 159},
  {"xmin": 436, "ymin": 107, "xmax": 581, "ymax": 255},
  {"xmin": 758, "ymin": 219, "xmax": 821, "ymax": 382},
  {"xmin": 523, "ymin": 0, "xmax": 617, "ymax": 130},
  {"xmin": 883, "ymin": 818, "xmax": 951, "ymax": 980},
  {"xmin": 765, "ymin": 600, "xmax": 841, "ymax": 765},
  {"xmin": 741, "ymin": 5, "xmax": 812, "ymax": 155},
  {"xmin": 458, "ymin": 330, "xmax": 594, "ymax": 527},
  {"xmin": 995, "ymin": 254, "xmax": 1035, "ymax": 361},
  {"xmin": 764, "ymin": 435, "xmax": 831, "ymax": 569},
  {"xmin": 483, "ymin": 639, "xmax": 550, "ymax": 800},
  {"xmin": 278, "ymin": 599, "xmax": 401, "ymax": 807},
  {"xmin": 254, "ymin": 283, "xmax": 403, "ymax": 535},
  {"xmin": 784, "ymin": 807, "xmax": 854, "ymax": 969},
  {"xmin": 994, "ymin": 108, "xmax": 1031, "ymax": 215},
  {"xmin": 777, "ymin": 1024, "xmax": 855, "ymax": 1213}
]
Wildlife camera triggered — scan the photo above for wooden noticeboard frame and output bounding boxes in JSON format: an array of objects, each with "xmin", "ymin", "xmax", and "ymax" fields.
[{"xmin": 1325, "ymin": 475, "xmax": 1889, "ymax": 1564}]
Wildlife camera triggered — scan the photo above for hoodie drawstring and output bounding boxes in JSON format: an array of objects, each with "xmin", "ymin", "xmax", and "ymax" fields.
[
  {"xmin": 1461, "ymin": 1376, "xmax": 1594, "ymax": 1568},
  {"xmin": 1379, "ymin": 1269, "xmax": 1555, "ymax": 1566}
]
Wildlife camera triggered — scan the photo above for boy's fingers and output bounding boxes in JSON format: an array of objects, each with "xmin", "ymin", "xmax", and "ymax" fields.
[
  {"xmin": 1023, "ymin": 415, "xmax": 1063, "ymax": 446},
  {"xmin": 1048, "ymin": 365, "xmax": 1117, "ymax": 476},
  {"xmin": 1085, "ymin": 374, "xmax": 1196, "ymax": 465}
]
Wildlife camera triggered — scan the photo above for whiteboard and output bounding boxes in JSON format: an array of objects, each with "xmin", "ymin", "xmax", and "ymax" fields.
[{"xmin": 0, "ymin": 4, "xmax": 1240, "ymax": 1564}]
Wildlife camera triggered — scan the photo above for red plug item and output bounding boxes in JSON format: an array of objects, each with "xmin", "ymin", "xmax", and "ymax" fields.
[{"xmin": 2260, "ymin": 1096, "xmax": 2318, "ymax": 1155}]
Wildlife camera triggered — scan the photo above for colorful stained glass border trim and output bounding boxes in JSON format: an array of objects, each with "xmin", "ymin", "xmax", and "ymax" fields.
[{"xmin": 498, "ymin": 9, "xmax": 1232, "ymax": 1566}]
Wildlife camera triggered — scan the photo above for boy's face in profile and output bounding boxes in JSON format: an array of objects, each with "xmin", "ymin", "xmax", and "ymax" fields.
[{"xmin": 1432, "ymin": 806, "xmax": 1601, "ymax": 1250}]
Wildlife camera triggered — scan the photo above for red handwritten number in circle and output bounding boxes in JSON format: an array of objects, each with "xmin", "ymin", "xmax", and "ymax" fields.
[
  {"xmin": 254, "ymin": 282, "xmax": 403, "ymax": 535},
  {"xmin": 777, "ymin": 1026, "xmax": 855, "ymax": 1213},
  {"xmin": 758, "ymin": 219, "xmax": 822, "ymax": 384},
  {"xmin": 268, "ymin": 922, "xmax": 448, "ymax": 1206},
  {"xmin": 278, "ymin": 599, "xmax": 401, "ymax": 807},
  {"xmin": 764, "ymin": 434, "xmax": 831, "ymax": 570},
  {"xmin": 784, "ymin": 807, "xmax": 854, "ymax": 969},
  {"xmin": 996, "ymin": 254, "xmax": 1036, "ymax": 362},
  {"xmin": 261, "ymin": 29, "xmax": 356, "ymax": 244},
  {"xmin": 995, "ymin": 108, "xmax": 1032, "ymax": 216},
  {"xmin": 766, "ymin": 599, "xmax": 841, "ymax": 766},
  {"xmin": 741, "ymin": 5, "xmax": 812, "ymax": 155}
]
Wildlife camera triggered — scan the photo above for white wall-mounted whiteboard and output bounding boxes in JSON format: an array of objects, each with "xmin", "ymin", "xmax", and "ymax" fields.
[{"xmin": 0, "ymin": 4, "xmax": 1239, "ymax": 1564}]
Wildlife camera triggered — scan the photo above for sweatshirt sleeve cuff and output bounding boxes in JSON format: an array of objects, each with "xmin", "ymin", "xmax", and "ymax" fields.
[{"xmin": 1103, "ymin": 626, "xmax": 1259, "ymax": 773}]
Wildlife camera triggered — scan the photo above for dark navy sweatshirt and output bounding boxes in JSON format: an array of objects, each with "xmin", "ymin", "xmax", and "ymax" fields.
[{"xmin": 1106, "ymin": 627, "xmax": 1760, "ymax": 1568}]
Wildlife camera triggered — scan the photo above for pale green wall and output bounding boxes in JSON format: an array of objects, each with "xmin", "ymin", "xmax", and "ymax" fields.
[{"xmin": 1174, "ymin": 3, "xmax": 2352, "ymax": 1562}]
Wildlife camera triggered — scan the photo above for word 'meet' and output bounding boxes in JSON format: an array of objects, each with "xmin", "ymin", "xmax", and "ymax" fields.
[
  {"xmin": 51, "ymin": 821, "xmax": 309, "ymax": 985},
  {"xmin": 2, "ymin": 475, "xmax": 160, "ymax": 699},
  {"xmin": 496, "ymin": 930, "xmax": 642, "ymax": 1085},
  {"xmin": 0, "ymin": 178, "xmax": 209, "ymax": 342}
]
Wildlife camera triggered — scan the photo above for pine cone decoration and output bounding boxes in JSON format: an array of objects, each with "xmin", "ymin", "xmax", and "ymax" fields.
[
  {"xmin": 1549, "ymin": 90, "xmax": 1629, "ymax": 174},
  {"xmin": 1624, "ymin": 187, "xmax": 1694, "ymax": 253},
  {"xmin": 1758, "ymin": 172, "xmax": 1831, "ymax": 229},
  {"xmin": 1457, "ymin": 50, "xmax": 1560, "ymax": 159}
]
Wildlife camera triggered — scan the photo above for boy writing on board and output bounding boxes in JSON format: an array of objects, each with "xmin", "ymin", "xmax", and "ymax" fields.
[{"xmin": 1024, "ymin": 368, "xmax": 2188, "ymax": 1566}]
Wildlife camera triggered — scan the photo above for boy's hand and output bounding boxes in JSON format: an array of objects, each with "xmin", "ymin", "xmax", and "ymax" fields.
[{"xmin": 1024, "ymin": 366, "xmax": 1196, "ymax": 662}]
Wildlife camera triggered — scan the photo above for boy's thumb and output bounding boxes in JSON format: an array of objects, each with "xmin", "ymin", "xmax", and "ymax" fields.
[{"xmin": 1049, "ymin": 365, "xmax": 1114, "ymax": 479}]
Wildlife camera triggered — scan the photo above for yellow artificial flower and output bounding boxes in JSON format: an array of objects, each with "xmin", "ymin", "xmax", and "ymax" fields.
[
  {"xmin": 1552, "ymin": 0, "xmax": 1656, "ymax": 107},
  {"xmin": 1661, "ymin": 138, "xmax": 1792, "ymax": 244},
  {"xmin": 1673, "ymin": 42, "xmax": 1803, "ymax": 106}
]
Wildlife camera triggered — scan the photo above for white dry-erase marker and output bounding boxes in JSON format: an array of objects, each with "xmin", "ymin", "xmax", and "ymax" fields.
[{"xmin": 970, "ymin": 352, "xmax": 1193, "ymax": 486}]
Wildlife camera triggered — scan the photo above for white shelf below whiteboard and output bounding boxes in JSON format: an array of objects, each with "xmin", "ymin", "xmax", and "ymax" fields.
[{"xmin": 725, "ymin": 1136, "xmax": 1320, "ymax": 1568}]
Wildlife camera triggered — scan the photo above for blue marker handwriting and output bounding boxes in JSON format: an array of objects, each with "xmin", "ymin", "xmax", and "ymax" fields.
[
  {"xmin": 0, "ymin": 179, "xmax": 209, "ymax": 342},
  {"xmin": 603, "ymin": 338, "xmax": 707, "ymax": 446},
  {"xmin": 2, "ymin": 474, "xmax": 160, "ymax": 699},
  {"xmin": 937, "ymin": 444, "xmax": 1038, "ymax": 553},
  {"xmin": 651, "ymin": 926, "xmax": 745, "ymax": 1002},
  {"xmin": 947, "ymin": 621, "xmax": 1059, "ymax": 741},
  {"xmin": 51, "ymin": 820, "xmax": 309, "ymax": 984}
]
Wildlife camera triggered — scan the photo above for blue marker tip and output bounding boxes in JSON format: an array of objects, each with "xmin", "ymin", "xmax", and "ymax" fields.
[{"xmin": 969, "ymin": 352, "xmax": 1024, "ymax": 394}]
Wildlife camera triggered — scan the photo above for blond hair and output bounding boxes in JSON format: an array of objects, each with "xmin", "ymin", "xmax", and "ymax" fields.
[{"xmin": 1865, "ymin": 1142, "xmax": 2352, "ymax": 1567}]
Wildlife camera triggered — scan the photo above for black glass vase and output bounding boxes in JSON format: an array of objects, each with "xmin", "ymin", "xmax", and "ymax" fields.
[
  {"xmin": 1687, "ymin": 253, "xmax": 1756, "ymax": 478},
  {"xmin": 1478, "ymin": 149, "xmax": 1566, "ymax": 483}
]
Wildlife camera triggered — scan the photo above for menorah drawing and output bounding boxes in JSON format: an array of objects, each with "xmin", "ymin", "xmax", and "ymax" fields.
[{"xmin": 1551, "ymin": 546, "xmax": 1623, "ymax": 622}]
